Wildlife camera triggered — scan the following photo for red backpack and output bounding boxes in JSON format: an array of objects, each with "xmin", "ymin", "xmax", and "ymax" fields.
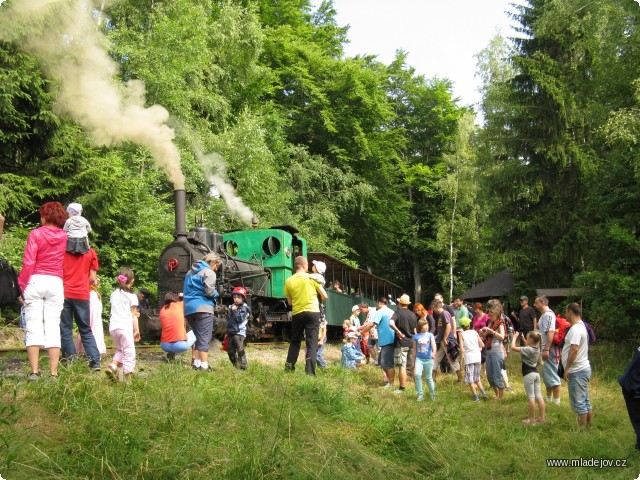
[{"xmin": 553, "ymin": 314, "xmax": 571, "ymax": 346}]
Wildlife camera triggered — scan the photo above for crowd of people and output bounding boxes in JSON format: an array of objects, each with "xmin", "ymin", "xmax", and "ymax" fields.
[
  {"xmin": 333, "ymin": 286, "xmax": 597, "ymax": 428},
  {"xmin": 2, "ymin": 207, "xmax": 639, "ymax": 445}
]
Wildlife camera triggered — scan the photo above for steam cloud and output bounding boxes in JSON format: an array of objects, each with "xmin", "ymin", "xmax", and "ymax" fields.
[
  {"xmin": 195, "ymin": 150, "xmax": 255, "ymax": 224},
  {"xmin": 0, "ymin": 0, "xmax": 185, "ymax": 189}
]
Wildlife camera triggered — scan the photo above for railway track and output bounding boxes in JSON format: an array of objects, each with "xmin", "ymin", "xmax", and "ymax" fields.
[{"xmin": 0, "ymin": 341, "xmax": 290, "ymax": 357}]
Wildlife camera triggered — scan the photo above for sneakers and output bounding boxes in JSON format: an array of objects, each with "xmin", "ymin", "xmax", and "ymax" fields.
[
  {"xmin": 382, "ymin": 383, "xmax": 392, "ymax": 389},
  {"xmin": 166, "ymin": 352, "xmax": 176, "ymax": 362},
  {"xmin": 198, "ymin": 366, "xmax": 214, "ymax": 372},
  {"xmin": 27, "ymin": 372, "xmax": 41, "ymax": 382},
  {"xmin": 417, "ymin": 395, "xmax": 424, "ymax": 402},
  {"xmin": 393, "ymin": 388, "xmax": 405, "ymax": 394},
  {"xmin": 46, "ymin": 374, "xmax": 59, "ymax": 383},
  {"xmin": 284, "ymin": 362, "xmax": 295, "ymax": 372},
  {"xmin": 90, "ymin": 364, "xmax": 101, "ymax": 372},
  {"xmin": 506, "ymin": 386, "xmax": 514, "ymax": 393}
]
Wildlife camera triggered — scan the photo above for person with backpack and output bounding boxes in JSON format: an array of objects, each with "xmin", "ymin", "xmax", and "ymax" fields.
[
  {"xmin": 562, "ymin": 303, "xmax": 593, "ymax": 427},
  {"xmin": 534, "ymin": 295, "xmax": 562, "ymax": 405},
  {"xmin": 480, "ymin": 305, "xmax": 506, "ymax": 400}
]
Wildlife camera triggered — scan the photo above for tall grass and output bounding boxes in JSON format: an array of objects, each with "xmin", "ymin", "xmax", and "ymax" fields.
[{"xmin": 0, "ymin": 342, "xmax": 638, "ymax": 479}]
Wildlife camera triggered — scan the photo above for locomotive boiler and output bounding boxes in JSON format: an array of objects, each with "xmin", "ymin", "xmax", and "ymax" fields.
[{"xmin": 139, "ymin": 190, "xmax": 301, "ymax": 340}]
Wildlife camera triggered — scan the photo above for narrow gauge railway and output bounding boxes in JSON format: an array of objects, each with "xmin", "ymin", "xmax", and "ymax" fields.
[
  {"xmin": 0, "ymin": 342, "xmax": 290, "ymax": 357},
  {"xmin": 138, "ymin": 189, "xmax": 403, "ymax": 342}
]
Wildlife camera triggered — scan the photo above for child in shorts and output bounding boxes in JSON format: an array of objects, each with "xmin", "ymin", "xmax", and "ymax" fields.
[
  {"xmin": 460, "ymin": 317, "xmax": 487, "ymax": 401},
  {"xmin": 511, "ymin": 331, "xmax": 546, "ymax": 424}
]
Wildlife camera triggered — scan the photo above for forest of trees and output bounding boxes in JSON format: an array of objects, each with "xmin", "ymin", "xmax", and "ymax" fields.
[{"xmin": 0, "ymin": 0, "xmax": 639, "ymax": 339}]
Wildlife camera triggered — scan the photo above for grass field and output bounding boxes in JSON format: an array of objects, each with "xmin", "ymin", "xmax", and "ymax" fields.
[{"xmin": 0, "ymin": 340, "xmax": 638, "ymax": 479}]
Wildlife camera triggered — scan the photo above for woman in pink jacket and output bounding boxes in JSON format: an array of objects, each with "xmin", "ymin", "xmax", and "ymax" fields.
[{"xmin": 18, "ymin": 202, "xmax": 68, "ymax": 381}]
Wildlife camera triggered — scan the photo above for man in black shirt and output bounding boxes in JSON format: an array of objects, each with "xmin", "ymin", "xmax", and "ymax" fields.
[
  {"xmin": 516, "ymin": 296, "xmax": 537, "ymax": 346},
  {"xmin": 391, "ymin": 294, "xmax": 418, "ymax": 394}
]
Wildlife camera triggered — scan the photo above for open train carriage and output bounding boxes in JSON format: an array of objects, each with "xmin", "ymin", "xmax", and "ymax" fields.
[{"xmin": 307, "ymin": 252, "xmax": 402, "ymax": 338}]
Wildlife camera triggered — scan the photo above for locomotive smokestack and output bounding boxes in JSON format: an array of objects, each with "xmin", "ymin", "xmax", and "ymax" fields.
[{"xmin": 174, "ymin": 189, "xmax": 187, "ymax": 241}]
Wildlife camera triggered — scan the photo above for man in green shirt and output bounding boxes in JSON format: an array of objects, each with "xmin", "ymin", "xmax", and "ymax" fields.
[{"xmin": 284, "ymin": 256, "xmax": 327, "ymax": 375}]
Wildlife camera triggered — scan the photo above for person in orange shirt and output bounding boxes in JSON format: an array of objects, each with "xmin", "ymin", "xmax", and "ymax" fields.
[{"xmin": 160, "ymin": 292, "xmax": 196, "ymax": 361}]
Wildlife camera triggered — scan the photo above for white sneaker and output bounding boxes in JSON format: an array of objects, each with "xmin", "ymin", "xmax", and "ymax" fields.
[
  {"xmin": 393, "ymin": 389, "xmax": 405, "ymax": 394},
  {"xmin": 382, "ymin": 383, "xmax": 392, "ymax": 389},
  {"xmin": 417, "ymin": 395, "xmax": 424, "ymax": 402}
]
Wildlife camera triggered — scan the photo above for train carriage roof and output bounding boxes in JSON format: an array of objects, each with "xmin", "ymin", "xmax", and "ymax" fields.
[{"xmin": 308, "ymin": 252, "xmax": 403, "ymax": 300}]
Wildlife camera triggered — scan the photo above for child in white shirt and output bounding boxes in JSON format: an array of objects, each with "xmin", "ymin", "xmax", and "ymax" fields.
[{"xmin": 460, "ymin": 317, "xmax": 487, "ymax": 401}]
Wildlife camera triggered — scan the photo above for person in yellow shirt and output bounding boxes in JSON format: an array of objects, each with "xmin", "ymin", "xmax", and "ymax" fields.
[{"xmin": 284, "ymin": 256, "xmax": 327, "ymax": 375}]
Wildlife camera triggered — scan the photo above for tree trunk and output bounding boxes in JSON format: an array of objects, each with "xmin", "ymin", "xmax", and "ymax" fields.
[
  {"xmin": 413, "ymin": 255, "xmax": 422, "ymax": 305},
  {"xmin": 449, "ymin": 196, "xmax": 456, "ymax": 302}
]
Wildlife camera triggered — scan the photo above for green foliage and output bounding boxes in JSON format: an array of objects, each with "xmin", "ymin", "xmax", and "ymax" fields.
[{"xmin": 6, "ymin": 0, "xmax": 640, "ymax": 338}]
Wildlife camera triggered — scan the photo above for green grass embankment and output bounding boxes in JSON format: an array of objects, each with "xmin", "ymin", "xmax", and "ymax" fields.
[{"xmin": 0, "ymin": 342, "xmax": 638, "ymax": 479}]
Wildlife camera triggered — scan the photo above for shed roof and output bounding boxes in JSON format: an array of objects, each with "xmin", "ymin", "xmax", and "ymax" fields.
[
  {"xmin": 460, "ymin": 269, "xmax": 514, "ymax": 300},
  {"xmin": 536, "ymin": 288, "xmax": 580, "ymax": 298}
]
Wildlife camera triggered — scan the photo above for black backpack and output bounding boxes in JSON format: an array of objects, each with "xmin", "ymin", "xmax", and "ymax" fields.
[{"xmin": 0, "ymin": 259, "xmax": 21, "ymax": 307}]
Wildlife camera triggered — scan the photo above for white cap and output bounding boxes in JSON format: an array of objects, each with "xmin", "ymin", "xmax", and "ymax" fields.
[
  {"xmin": 312, "ymin": 260, "xmax": 326, "ymax": 274},
  {"xmin": 352, "ymin": 305, "xmax": 360, "ymax": 313},
  {"xmin": 347, "ymin": 332, "xmax": 358, "ymax": 339},
  {"xmin": 67, "ymin": 202, "xmax": 82, "ymax": 215}
]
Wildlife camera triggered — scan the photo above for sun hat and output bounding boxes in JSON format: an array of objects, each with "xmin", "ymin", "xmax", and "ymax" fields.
[
  {"xmin": 67, "ymin": 202, "xmax": 82, "ymax": 215},
  {"xmin": 397, "ymin": 294, "xmax": 411, "ymax": 305},
  {"xmin": 312, "ymin": 260, "xmax": 326, "ymax": 274}
]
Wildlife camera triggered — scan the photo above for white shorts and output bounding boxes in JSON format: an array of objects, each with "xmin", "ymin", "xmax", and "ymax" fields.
[{"xmin": 22, "ymin": 274, "xmax": 64, "ymax": 349}]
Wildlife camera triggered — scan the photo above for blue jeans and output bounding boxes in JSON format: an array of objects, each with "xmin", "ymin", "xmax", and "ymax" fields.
[
  {"xmin": 541, "ymin": 347, "xmax": 562, "ymax": 388},
  {"xmin": 316, "ymin": 335, "xmax": 327, "ymax": 368},
  {"xmin": 60, "ymin": 298, "xmax": 100, "ymax": 367},
  {"xmin": 414, "ymin": 358, "xmax": 435, "ymax": 399},
  {"xmin": 186, "ymin": 312, "xmax": 216, "ymax": 352},
  {"xmin": 486, "ymin": 347, "xmax": 504, "ymax": 389},
  {"xmin": 161, "ymin": 331, "xmax": 197, "ymax": 354},
  {"xmin": 568, "ymin": 367, "xmax": 592, "ymax": 414}
]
